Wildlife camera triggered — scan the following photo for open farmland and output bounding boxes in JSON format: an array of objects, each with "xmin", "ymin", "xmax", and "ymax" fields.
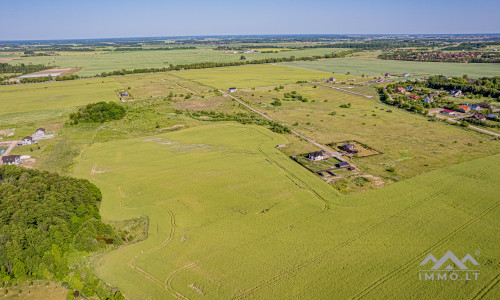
[
  {"xmin": 0, "ymin": 77, "xmax": 120, "ymax": 116},
  {"xmin": 174, "ymin": 64, "xmax": 356, "ymax": 89},
  {"xmin": 7, "ymin": 47, "xmax": 344, "ymax": 77},
  {"xmin": 73, "ymin": 123, "xmax": 500, "ymax": 299},
  {"xmin": 281, "ymin": 58, "xmax": 500, "ymax": 78}
]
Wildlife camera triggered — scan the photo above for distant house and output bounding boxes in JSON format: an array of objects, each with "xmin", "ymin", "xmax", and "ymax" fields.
[
  {"xmin": 1, "ymin": 155, "xmax": 22, "ymax": 165},
  {"xmin": 34, "ymin": 128, "xmax": 46, "ymax": 137},
  {"xmin": 477, "ymin": 102, "xmax": 492, "ymax": 109},
  {"xmin": 384, "ymin": 73, "xmax": 391, "ymax": 77},
  {"xmin": 348, "ymin": 166, "xmax": 356, "ymax": 171},
  {"xmin": 405, "ymin": 86, "xmax": 414, "ymax": 92},
  {"xmin": 18, "ymin": 136, "xmax": 33, "ymax": 146},
  {"xmin": 396, "ymin": 87, "xmax": 406, "ymax": 93},
  {"xmin": 409, "ymin": 95, "xmax": 419, "ymax": 99},
  {"xmin": 402, "ymin": 73, "xmax": 410, "ymax": 77},
  {"xmin": 120, "ymin": 92, "xmax": 129, "ymax": 97},
  {"xmin": 424, "ymin": 96, "xmax": 433, "ymax": 103},
  {"xmin": 448, "ymin": 89, "xmax": 462, "ymax": 97},
  {"xmin": 228, "ymin": 87, "xmax": 237, "ymax": 93},
  {"xmin": 342, "ymin": 142, "xmax": 359, "ymax": 154},
  {"xmin": 441, "ymin": 109, "xmax": 457, "ymax": 116},
  {"xmin": 470, "ymin": 103, "xmax": 482, "ymax": 111},
  {"xmin": 471, "ymin": 113, "xmax": 486, "ymax": 121},
  {"xmin": 276, "ymin": 144, "xmax": 286, "ymax": 148},
  {"xmin": 328, "ymin": 77, "xmax": 336, "ymax": 83},
  {"xmin": 457, "ymin": 105, "xmax": 471, "ymax": 113},
  {"xmin": 307, "ymin": 150, "xmax": 327, "ymax": 161},
  {"xmin": 337, "ymin": 161, "xmax": 350, "ymax": 168},
  {"xmin": 486, "ymin": 114, "xmax": 498, "ymax": 120}
]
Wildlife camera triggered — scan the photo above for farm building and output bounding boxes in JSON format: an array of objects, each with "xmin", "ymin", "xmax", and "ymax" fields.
[
  {"xmin": 402, "ymin": 73, "xmax": 410, "ymax": 77},
  {"xmin": 448, "ymin": 89, "xmax": 462, "ymax": 97},
  {"xmin": 457, "ymin": 105, "xmax": 471, "ymax": 113},
  {"xmin": 327, "ymin": 77, "xmax": 336, "ymax": 82},
  {"xmin": 307, "ymin": 150, "xmax": 327, "ymax": 161},
  {"xmin": 18, "ymin": 136, "xmax": 34, "ymax": 146},
  {"xmin": 384, "ymin": 73, "xmax": 390, "ymax": 77},
  {"xmin": 338, "ymin": 161, "xmax": 350, "ymax": 168},
  {"xmin": 228, "ymin": 87, "xmax": 237, "ymax": 93},
  {"xmin": 34, "ymin": 128, "xmax": 46, "ymax": 137},
  {"xmin": 342, "ymin": 142, "xmax": 358, "ymax": 154},
  {"xmin": 441, "ymin": 109, "xmax": 457, "ymax": 116},
  {"xmin": 1, "ymin": 155, "xmax": 22, "ymax": 165},
  {"xmin": 470, "ymin": 113, "xmax": 486, "ymax": 121}
]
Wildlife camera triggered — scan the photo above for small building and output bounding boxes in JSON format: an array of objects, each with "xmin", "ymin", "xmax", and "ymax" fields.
[
  {"xmin": 486, "ymin": 114, "xmax": 498, "ymax": 120},
  {"xmin": 457, "ymin": 105, "xmax": 470, "ymax": 113},
  {"xmin": 19, "ymin": 136, "xmax": 33, "ymax": 146},
  {"xmin": 342, "ymin": 142, "xmax": 359, "ymax": 154},
  {"xmin": 384, "ymin": 73, "xmax": 390, "ymax": 78},
  {"xmin": 441, "ymin": 109, "xmax": 457, "ymax": 116},
  {"xmin": 1, "ymin": 155, "xmax": 22, "ymax": 165},
  {"xmin": 120, "ymin": 92, "xmax": 129, "ymax": 97},
  {"xmin": 448, "ymin": 89, "xmax": 462, "ymax": 97},
  {"xmin": 307, "ymin": 150, "xmax": 327, "ymax": 161},
  {"xmin": 338, "ymin": 161, "xmax": 350, "ymax": 168},
  {"xmin": 327, "ymin": 77, "xmax": 336, "ymax": 83},
  {"xmin": 396, "ymin": 87, "xmax": 406, "ymax": 93},
  {"xmin": 402, "ymin": 73, "xmax": 410, "ymax": 77},
  {"xmin": 477, "ymin": 102, "xmax": 492, "ymax": 109},
  {"xmin": 470, "ymin": 104, "xmax": 482, "ymax": 111},
  {"xmin": 348, "ymin": 166, "xmax": 356, "ymax": 171},
  {"xmin": 405, "ymin": 86, "xmax": 414, "ymax": 92},
  {"xmin": 34, "ymin": 128, "xmax": 46, "ymax": 137},
  {"xmin": 228, "ymin": 87, "xmax": 237, "ymax": 93},
  {"xmin": 424, "ymin": 96, "xmax": 433, "ymax": 103},
  {"xmin": 471, "ymin": 113, "xmax": 486, "ymax": 121},
  {"xmin": 409, "ymin": 95, "xmax": 419, "ymax": 99},
  {"xmin": 276, "ymin": 144, "xmax": 286, "ymax": 148}
]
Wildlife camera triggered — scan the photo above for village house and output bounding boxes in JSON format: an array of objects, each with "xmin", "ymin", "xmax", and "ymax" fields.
[
  {"xmin": 471, "ymin": 113, "xmax": 486, "ymax": 121},
  {"xmin": 405, "ymin": 86, "xmax": 414, "ymax": 92},
  {"xmin": 486, "ymin": 114, "xmax": 498, "ymax": 120},
  {"xmin": 34, "ymin": 128, "xmax": 46, "ymax": 137},
  {"xmin": 441, "ymin": 109, "xmax": 457, "ymax": 116},
  {"xmin": 384, "ymin": 73, "xmax": 391, "ymax": 78},
  {"xmin": 18, "ymin": 136, "xmax": 34, "ymax": 146},
  {"xmin": 327, "ymin": 77, "xmax": 336, "ymax": 82},
  {"xmin": 228, "ymin": 87, "xmax": 237, "ymax": 93},
  {"xmin": 409, "ymin": 95, "xmax": 419, "ymax": 99},
  {"xmin": 396, "ymin": 87, "xmax": 406, "ymax": 93},
  {"xmin": 120, "ymin": 91, "xmax": 129, "ymax": 97},
  {"xmin": 477, "ymin": 102, "xmax": 492, "ymax": 109},
  {"xmin": 470, "ymin": 103, "xmax": 482, "ymax": 111},
  {"xmin": 448, "ymin": 89, "xmax": 462, "ymax": 97},
  {"xmin": 1, "ymin": 155, "xmax": 22, "ymax": 165},
  {"xmin": 457, "ymin": 105, "xmax": 471, "ymax": 113},
  {"xmin": 342, "ymin": 142, "xmax": 359, "ymax": 154},
  {"xmin": 307, "ymin": 150, "xmax": 327, "ymax": 161}
]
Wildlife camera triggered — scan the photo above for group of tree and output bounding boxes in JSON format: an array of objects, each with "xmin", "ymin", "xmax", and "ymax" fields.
[
  {"xmin": 69, "ymin": 101, "xmax": 126, "ymax": 124},
  {"xmin": 0, "ymin": 166, "xmax": 124, "ymax": 299},
  {"xmin": 425, "ymin": 75, "xmax": 500, "ymax": 98},
  {"xmin": 0, "ymin": 63, "xmax": 49, "ymax": 75},
  {"xmin": 379, "ymin": 50, "xmax": 500, "ymax": 63}
]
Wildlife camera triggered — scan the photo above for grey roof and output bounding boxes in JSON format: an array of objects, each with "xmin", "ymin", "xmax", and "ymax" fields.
[{"xmin": 338, "ymin": 161, "xmax": 350, "ymax": 167}]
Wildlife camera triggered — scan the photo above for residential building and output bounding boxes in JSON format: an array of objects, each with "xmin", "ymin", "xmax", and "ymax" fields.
[
  {"xmin": 342, "ymin": 142, "xmax": 359, "ymax": 154},
  {"xmin": 19, "ymin": 136, "xmax": 33, "ymax": 146},
  {"xmin": 308, "ymin": 150, "xmax": 327, "ymax": 161},
  {"xmin": 449, "ymin": 89, "xmax": 462, "ymax": 97},
  {"xmin": 1, "ymin": 155, "xmax": 22, "ymax": 165},
  {"xmin": 328, "ymin": 77, "xmax": 336, "ymax": 82},
  {"xmin": 457, "ymin": 105, "xmax": 470, "ymax": 113},
  {"xmin": 471, "ymin": 113, "xmax": 486, "ymax": 121},
  {"xmin": 34, "ymin": 128, "xmax": 46, "ymax": 137},
  {"xmin": 338, "ymin": 161, "xmax": 350, "ymax": 168},
  {"xmin": 229, "ymin": 87, "xmax": 237, "ymax": 93}
]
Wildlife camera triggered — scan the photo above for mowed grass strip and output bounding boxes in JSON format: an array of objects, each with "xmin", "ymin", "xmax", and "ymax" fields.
[
  {"xmin": 0, "ymin": 78, "xmax": 121, "ymax": 116},
  {"xmin": 281, "ymin": 58, "xmax": 500, "ymax": 78},
  {"xmin": 74, "ymin": 123, "xmax": 500, "ymax": 299},
  {"xmin": 174, "ymin": 64, "xmax": 355, "ymax": 89}
]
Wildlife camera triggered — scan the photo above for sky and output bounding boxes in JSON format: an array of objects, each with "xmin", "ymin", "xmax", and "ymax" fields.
[{"xmin": 1, "ymin": 0, "xmax": 499, "ymax": 40}]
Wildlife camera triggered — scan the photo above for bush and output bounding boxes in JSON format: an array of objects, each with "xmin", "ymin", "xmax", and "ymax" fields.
[{"xmin": 69, "ymin": 102, "xmax": 126, "ymax": 124}]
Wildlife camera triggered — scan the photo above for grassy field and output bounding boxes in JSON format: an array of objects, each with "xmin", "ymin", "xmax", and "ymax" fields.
[
  {"xmin": 73, "ymin": 123, "xmax": 500, "ymax": 299},
  {"xmin": 7, "ymin": 47, "xmax": 343, "ymax": 77},
  {"xmin": 0, "ymin": 78, "xmax": 121, "ymax": 116},
  {"xmin": 281, "ymin": 58, "xmax": 500, "ymax": 78},
  {"xmin": 0, "ymin": 281, "xmax": 68, "ymax": 300},
  {"xmin": 174, "ymin": 64, "xmax": 356, "ymax": 89}
]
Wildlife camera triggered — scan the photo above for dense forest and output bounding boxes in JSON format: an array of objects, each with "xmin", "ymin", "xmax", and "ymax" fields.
[
  {"xmin": 379, "ymin": 50, "xmax": 500, "ymax": 63},
  {"xmin": 425, "ymin": 75, "xmax": 500, "ymax": 98},
  {"xmin": 0, "ymin": 166, "xmax": 125, "ymax": 298},
  {"xmin": 69, "ymin": 102, "xmax": 126, "ymax": 124}
]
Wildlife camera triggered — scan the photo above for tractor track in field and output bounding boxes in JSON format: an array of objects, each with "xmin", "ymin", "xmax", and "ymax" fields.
[
  {"xmin": 232, "ymin": 179, "xmax": 462, "ymax": 299},
  {"xmin": 471, "ymin": 270, "xmax": 500, "ymax": 299},
  {"xmin": 352, "ymin": 198, "xmax": 500, "ymax": 299},
  {"xmin": 257, "ymin": 145, "xmax": 330, "ymax": 210},
  {"xmin": 128, "ymin": 206, "xmax": 178, "ymax": 293}
]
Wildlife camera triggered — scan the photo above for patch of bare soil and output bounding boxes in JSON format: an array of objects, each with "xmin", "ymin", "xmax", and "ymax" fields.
[
  {"xmin": 21, "ymin": 158, "xmax": 36, "ymax": 169},
  {"xmin": 188, "ymin": 284, "xmax": 205, "ymax": 295},
  {"xmin": 160, "ymin": 124, "xmax": 185, "ymax": 131},
  {"xmin": 0, "ymin": 56, "xmax": 18, "ymax": 63}
]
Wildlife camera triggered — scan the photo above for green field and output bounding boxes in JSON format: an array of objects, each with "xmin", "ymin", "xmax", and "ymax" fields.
[
  {"xmin": 73, "ymin": 123, "xmax": 500, "ymax": 299},
  {"xmin": 281, "ymin": 58, "xmax": 500, "ymax": 78},
  {"xmin": 174, "ymin": 64, "xmax": 355, "ymax": 89},
  {"xmin": 7, "ymin": 47, "xmax": 343, "ymax": 77},
  {"xmin": 0, "ymin": 78, "xmax": 121, "ymax": 117}
]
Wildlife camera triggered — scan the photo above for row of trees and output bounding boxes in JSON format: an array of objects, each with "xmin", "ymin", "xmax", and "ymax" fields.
[
  {"xmin": 425, "ymin": 75, "xmax": 500, "ymax": 98},
  {"xmin": 0, "ymin": 63, "xmax": 49, "ymax": 74}
]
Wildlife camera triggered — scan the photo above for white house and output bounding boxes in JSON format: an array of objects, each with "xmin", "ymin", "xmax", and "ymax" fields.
[
  {"xmin": 229, "ymin": 87, "xmax": 237, "ymax": 93},
  {"xmin": 19, "ymin": 136, "xmax": 34, "ymax": 146},
  {"xmin": 34, "ymin": 128, "xmax": 46, "ymax": 137},
  {"xmin": 308, "ymin": 150, "xmax": 328, "ymax": 161},
  {"xmin": 1, "ymin": 155, "xmax": 22, "ymax": 165}
]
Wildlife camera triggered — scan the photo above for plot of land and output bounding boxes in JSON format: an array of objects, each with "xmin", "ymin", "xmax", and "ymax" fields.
[
  {"xmin": 281, "ymin": 58, "xmax": 500, "ymax": 78},
  {"xmin": 19, "ymin": 68, "xmax": 73, "ymax": 78},
  {"xmin": 74, "ymin": 123, "xmax": 500, "ymax": 299}
]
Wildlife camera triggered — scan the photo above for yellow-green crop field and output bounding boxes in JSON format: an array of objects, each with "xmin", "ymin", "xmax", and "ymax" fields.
[{"xmin": 74, "ymin": 123, "xmax": 500, "ymax": 299}]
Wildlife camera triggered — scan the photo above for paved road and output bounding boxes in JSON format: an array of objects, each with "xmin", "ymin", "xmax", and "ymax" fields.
[{"xmin": 221, "ymin": 90, "xmax": 347, "ymax": 161}]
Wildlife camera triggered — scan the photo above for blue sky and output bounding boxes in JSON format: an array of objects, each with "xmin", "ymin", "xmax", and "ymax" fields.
[{"xmin": 1, "ymin": 0, "xmax": 499, "ymax": 40}]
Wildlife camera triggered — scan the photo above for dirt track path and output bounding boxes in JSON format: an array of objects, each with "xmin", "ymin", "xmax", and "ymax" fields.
[{"xmin": 0, "ymin": 140, "xmax": 19, "ymax": 157}]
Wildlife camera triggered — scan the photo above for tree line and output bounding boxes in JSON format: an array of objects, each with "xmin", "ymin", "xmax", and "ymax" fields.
[{"xmin": 69, "ymin": 101, "xmax": 126, "ymax": 124}]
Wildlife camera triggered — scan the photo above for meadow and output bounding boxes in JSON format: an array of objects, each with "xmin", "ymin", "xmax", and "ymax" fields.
[
  {"xmin": 0, "ymin": 77, "xmax": 120, "ymax": 116},
  {"xmin": 7, "ymin": 47, "xmax": 341, "ymax": 77},
  {"xmin": 174, "ymin": 64, "xmax": 355, "ymax": 89},
  {"xmin": 73, "ymin": 123, "xmax": 500, "ymax": 299},
  {"xmin": 281, "ymin": 58, "xmax": 500, "ymax": 78}
]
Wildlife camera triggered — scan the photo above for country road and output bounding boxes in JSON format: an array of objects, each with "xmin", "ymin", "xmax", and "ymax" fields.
[
  {"xmin": 221, "ymin": 90, "xmax": 347, "ymax": 161},
  {"xmin": 434, "ymin": 114, "xmax": 500, "ymax": 137},
  {"xmin": 317, "ymin": 83, "xmax": 374, "ymax": 99},
  {"xmin": 0, "ymin": 140, "xmax": 19, "ymax": 157}
]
